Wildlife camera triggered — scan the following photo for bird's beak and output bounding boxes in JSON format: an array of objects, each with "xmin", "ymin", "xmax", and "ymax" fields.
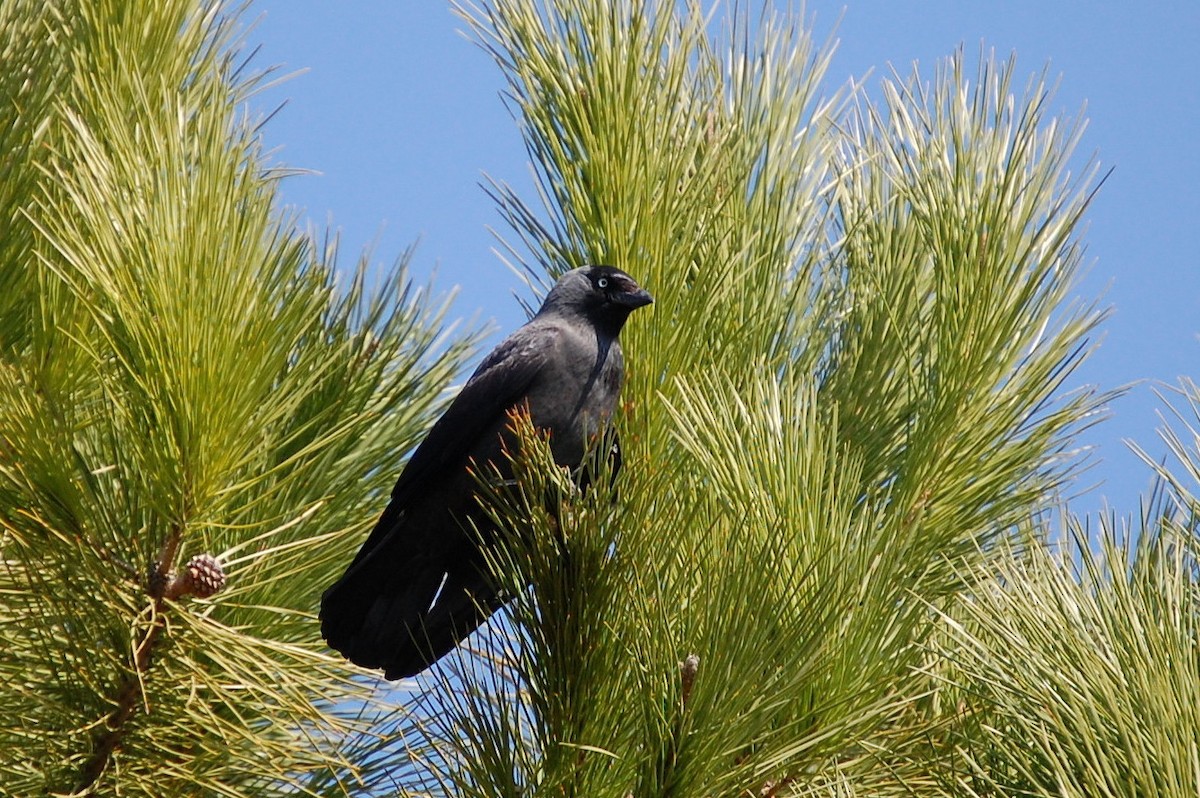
[{"xmin": 614, "ymin": 286, "xmax": 654, "ymax": 309}]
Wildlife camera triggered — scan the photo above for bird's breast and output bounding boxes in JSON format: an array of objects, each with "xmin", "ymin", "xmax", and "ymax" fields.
[{"xmin": 525, "ymin": 333, "xmax": 623, "ymax": 467}]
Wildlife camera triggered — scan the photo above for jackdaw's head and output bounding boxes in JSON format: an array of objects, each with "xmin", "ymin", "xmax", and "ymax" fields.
[{"xmin": 539, "ymin": 266, "xmax": 653, "ymax": 332}]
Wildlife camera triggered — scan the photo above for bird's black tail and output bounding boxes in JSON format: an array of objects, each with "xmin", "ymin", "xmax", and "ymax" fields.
[{"xmin": 319, "ymin": 508, "xmax": 504, "ymax": 680}]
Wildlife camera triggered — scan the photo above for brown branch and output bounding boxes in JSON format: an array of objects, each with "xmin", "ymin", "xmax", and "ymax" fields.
[{"xmin": 74, "ymin": 525, "xmax": 184, "ymax": 792}]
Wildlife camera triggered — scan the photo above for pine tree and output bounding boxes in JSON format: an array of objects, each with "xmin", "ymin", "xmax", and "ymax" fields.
[
  {"xmin": 0, "ymin": 1, "xmax": 480, "ymax": 794},
  {"xmin": 382, "ymin": 1, "xmax": 1168, "ymax": 795},
  {"xmin": 7, "ymin": 1, "xmax": 1200, "ymax": 796}
]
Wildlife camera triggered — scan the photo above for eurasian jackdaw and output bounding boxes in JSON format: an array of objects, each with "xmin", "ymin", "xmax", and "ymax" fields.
[{"xmin": 320, "ymin": 265, "xmax": 653, "ymax": 679}]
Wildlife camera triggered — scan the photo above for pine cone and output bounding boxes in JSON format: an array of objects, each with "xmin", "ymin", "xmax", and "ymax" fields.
[
  {"xmin": 163, "ymin": 554, "xmax": 226, "ymax": 600},
  {"xmin": 185, "ymin": 554, "xmax": 226, "ymax": 598},
  {"xmin": 679, "ymin": 653, "xmax": 700, "ymax": 707}
]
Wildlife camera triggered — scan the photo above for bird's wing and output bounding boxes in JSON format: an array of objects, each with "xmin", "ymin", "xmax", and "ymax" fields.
[
  {"xmin": 393, "ymin": 327, "xmax": 553, "ymax": 501},
  {"xmin": 347, "ymin": 325, "xmax": 554, "ymax": 567}
]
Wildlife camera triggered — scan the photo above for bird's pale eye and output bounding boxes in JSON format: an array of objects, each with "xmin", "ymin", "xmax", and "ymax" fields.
[{"xmin": 597, "ymin": 277, "xmax": 609, "ymax": 289}]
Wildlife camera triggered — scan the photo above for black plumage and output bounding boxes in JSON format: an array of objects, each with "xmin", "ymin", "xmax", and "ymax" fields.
[{"xmin": 320, "ymin": 265, "xmax": 653, "ymax": 679}]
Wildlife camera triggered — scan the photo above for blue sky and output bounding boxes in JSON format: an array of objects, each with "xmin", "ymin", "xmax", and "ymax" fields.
[{"xmin": 247, "ymin": 2, "xmax": 1199, "ymax": 518}]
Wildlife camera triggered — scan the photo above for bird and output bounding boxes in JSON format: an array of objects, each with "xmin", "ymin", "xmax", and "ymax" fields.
[{"xmin": 320, "ymin": 265, "xmax": 653, "ymax": 680}]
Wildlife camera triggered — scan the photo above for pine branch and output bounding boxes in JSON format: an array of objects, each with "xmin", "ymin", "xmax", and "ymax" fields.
[
  {"xmin": 76, "ymin": 525, "xmax": 180, "ymax": 791},
  {"xmin": 0, "ymin": 1, "xmax": 482, "ymax": 793},
  {"xmin": 391, "ymin": 2, "xmax": 1112, "ymax": 796},
  {"xmin": 78, "ymin": 529, "xmax": 229, "ymax": 790}
]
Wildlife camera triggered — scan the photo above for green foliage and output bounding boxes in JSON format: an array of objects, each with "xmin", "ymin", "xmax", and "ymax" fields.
[
  {"xmin": 388, "ymin": 1, "xmax": 1123, "ymax": 796},
  {"xmin": 938, "ymin": 499, "xmax": 1200, "ymax": 796},
  {"xmin": 924, "ymin": 379, "xmax": 1200, "ymax": 797},
  {"xmin": 6, "ymin": 0, "xmax": 1198, "ymax": 795},
  {"xmin": 0, "ymin": 1, "xmax": 480, "ymax": 795}
]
